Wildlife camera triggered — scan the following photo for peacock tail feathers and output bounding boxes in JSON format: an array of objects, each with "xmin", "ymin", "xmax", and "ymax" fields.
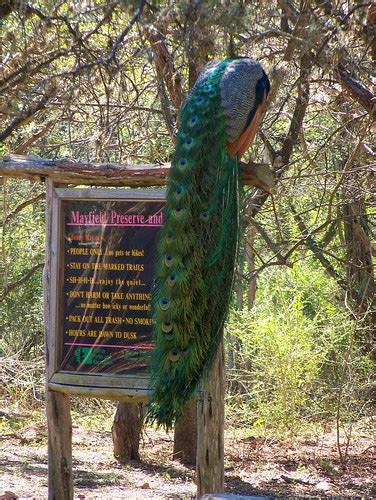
[{"xmin": 147, "ymin": 57, "xmax": 270, "ymax": 429}]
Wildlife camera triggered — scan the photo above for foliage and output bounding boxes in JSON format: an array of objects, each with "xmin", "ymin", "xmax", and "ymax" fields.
[{"xmin": 226, "ymin": 260, "xmax": 374, "ymax": 438}]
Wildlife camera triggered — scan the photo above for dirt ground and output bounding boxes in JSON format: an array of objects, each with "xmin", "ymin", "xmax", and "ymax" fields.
[{"xmin": 1, "ymin": 410, "xmax": 375, "ymax": 499}]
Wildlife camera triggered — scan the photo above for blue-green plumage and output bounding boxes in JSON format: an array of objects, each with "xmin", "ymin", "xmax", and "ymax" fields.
[{"xmin": 147, "ymin": 57, "xmax": 270, "ymax": 428}]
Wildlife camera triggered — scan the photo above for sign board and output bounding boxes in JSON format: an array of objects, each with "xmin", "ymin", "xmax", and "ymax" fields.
[{"xmin": 46, "ymin": 187, "xmax": 165, "ymax": 401}]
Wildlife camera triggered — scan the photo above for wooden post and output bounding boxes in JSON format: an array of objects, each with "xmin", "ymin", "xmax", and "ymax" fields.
[
  {"xmin": 46, "ymin": 391, "xmax": 73, "ymax": 499},
  {"xmin": 197, "ymin": 341, "xmax": 225, "ymax": 497},
  {"xmin": 44, "ymin": 178, "xmax": 73, "ymax": 499}
]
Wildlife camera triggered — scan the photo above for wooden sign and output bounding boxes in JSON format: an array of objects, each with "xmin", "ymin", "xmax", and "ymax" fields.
[{"xmin": 46, "ymin": 187, "xmax": 165, "ymax": 401}]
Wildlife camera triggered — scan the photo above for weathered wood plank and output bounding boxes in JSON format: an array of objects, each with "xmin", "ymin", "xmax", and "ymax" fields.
[
  {"xmin": 49, "ymin": 371, "xmax": 149, "ymax": 388},
  {"xmin": 197, "ymin": 342, "xmax": 225, "ymax": 496},
  {"xmin": 48, "ymin": 382, "xmax": 148, "ymax": 402},
  {"xmin": 44, "ymin": 178, "xmax": 73, "ymax": 499},
  {"xmin": 0, "ymin": 155, "xmax": 169, "ymax": 186},
  {"xmin": 46, "ymin": 391, "xmax": 73, "ymax": 500},
  {"xmin": 54, "ymin": 186, "xmax": 166, "ymax": 199},
  {"xmin": 0, "ymin": 154, "xmax": 271, "ymax": 188},
  {"xmin": 48, "ymin": 372, "xmax": 149, "ymax": 402}
]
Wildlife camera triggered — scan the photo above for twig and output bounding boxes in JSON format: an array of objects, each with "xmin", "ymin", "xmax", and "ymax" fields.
[
  {"xmin": 0, "ymin": 262, "xmax": 44, "ymax": 302},
  {"xmin": 5, "ymin": 193, "xmax": 45, "ymax": 224}
]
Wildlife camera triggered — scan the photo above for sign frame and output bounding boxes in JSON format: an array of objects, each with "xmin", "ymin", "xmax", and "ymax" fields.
[{"xmin": 45, "ymin": 185, "xmax": 165, "ymax": 402}]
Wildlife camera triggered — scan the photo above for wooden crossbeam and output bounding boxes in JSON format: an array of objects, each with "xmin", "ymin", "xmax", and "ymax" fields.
[{"xmin": 0, "ymin": 154, "xmax": 271, "ymax": 189}]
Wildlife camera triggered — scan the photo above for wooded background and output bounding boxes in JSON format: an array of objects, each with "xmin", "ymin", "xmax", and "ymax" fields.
[{"xmin": 0, "ymin": 0, "xmax": 374, "ymax": 465}]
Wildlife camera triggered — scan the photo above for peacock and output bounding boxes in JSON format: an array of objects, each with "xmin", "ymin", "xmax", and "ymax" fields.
[{"xmin": 147, "ymin": 56, "xmax": 270, "ymax": 429}]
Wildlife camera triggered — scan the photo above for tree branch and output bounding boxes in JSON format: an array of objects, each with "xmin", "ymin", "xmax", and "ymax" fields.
[
  {"xmin": 143, "ymin": 25, "xmax": 183, "ymax": 109},
  {"xmin": 13, "ymin": 120, "xmax": 56, "ymax": 155},
  {"xmin": 0, "ymin": 92, "xmax": 56, "ymax": 143},
  {"xmin": 290, "ymin": 203, "xmax": 357, "ymax": 297},
  {"xmin": 336, "ymin": 66, "xmax": 376, "ymax": 116},
  {"xmin": 5, "ymin": 193, "xmax": 45, "ymax": 224},
  {"xmin": 0, "ymin": 262, "xmax": 44, "ymax": 302}
]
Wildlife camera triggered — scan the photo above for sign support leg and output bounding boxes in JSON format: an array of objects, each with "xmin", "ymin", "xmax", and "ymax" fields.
[
  {"xmin": 44, "ymin": 178, "xmax": 73, "ymax": 498},
  {"xmin": 46, "ymin": 391, "xmax": 73, "ymax": 499},
  {"xmin": 196, "ymin": 340, "xmax": 225, "ymax": 497}
]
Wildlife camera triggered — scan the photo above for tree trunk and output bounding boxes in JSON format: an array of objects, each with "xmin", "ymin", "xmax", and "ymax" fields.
[
  {"xmin": 245, "ymin": 224, "xmax": 257, "ymax": 311},
  {"xmin": 111, "ymin": 402, "xmax": 145, "ymax": 462},
  {"xmin": 173, "ymin": 399, "xmax": 197, "ymax": 465},
  {"xmin": 342, "ymin": 197, "xmax": 375, "ymax": 357}
]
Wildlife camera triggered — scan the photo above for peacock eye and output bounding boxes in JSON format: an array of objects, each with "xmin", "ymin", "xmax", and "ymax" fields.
[
  {"xmin": 167, "ymin": 274, "xmax": 177, "ymax": 287},
  {"xmin": 169, "ymin": 350, "xmax": 180, "ymax": 362},
  {"xmin": 159, "ymin": 297, "xmax": 170, "ymax": 311},
  {"xmin": 200, "ymin": 210, "xmax": 210, "ymax": 221},
  {"xmin": 203, "ymin": 83, "xmax": 215, "ymax": 96},
  {"xmin": 165, "ymin": 232, "xmax": 174, "ymax": 244},
  {"xmin": 165, "ymin": 255, "xmax": 173, "ymax": 267},
  {"xmin": 185, "ymin": 137, "xmax": 193, "ymax": 148},
  {"xmin": 161, "ymin": 321, "xmax": 173, "ymax": 333},
  {"xmin": 178, "ymin": 158, "xmax": 188, "ymax": 171}
]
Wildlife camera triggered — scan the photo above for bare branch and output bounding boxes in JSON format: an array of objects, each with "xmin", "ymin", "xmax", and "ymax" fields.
[
  {"xmin": 5, "ymin": 193, "xmax": 45, "ymax": 224},
  {"xmin": 143, "ymin": 25, "xmax": 183, "ymax": 109},
  {"xmin": 0, "ymin": 92, "xmax": 56, "ymax": 143},
  {"xmin": 336, "ymin": 66, "xmax": 376, "ymax": 116},
  {"xmin": 0, "ymin": 262, "xmax": 44, "ymax": 303},
  {"xmin": 13, "ymin": 121, "xmax": 56, "ymax": 155}
]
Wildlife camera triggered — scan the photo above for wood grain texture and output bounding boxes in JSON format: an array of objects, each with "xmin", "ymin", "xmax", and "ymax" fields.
[
  {"xmin": 173, "ymin": 399, "xmax": 197, "ymax": 465},
  {"xmin": 197, "ymin": 342, "xmax": 225, "ymax": 496},
  {"xmin": 46, "ymin": 391, "xmax": 73, "ymax": 499},
  {"xmin": 112, "ymin": 402, "xmax": 145, "ymax": 461},
  {"xmin": 0, "ymin": 154, "xmax": 268, "ymax": 188},
  {"xmin": 44, "ymin": 179, "xmax": 73, "ymax": 499}
]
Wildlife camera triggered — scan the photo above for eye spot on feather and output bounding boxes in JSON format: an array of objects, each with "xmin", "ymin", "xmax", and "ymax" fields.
[
  {"xmin": 159, "ymin": 297, "xmax": 170, "ymax": 311},
  {"xmin": 161, "ymin": 320, "xmax": 173, "ymax": 333},
  {"xmin": 165, "ymin": 255, "xmax": 173, "ymax": 267},
  {"xmin": 167, "ymin": 274, "xmax": 177, "ymax": 287},
  {"xmin": 174, "ymin": 207, "xmax": 184, "ymax": 218},
  {"xmin": 164, "ymin": 331, "xmax": 174, "ymax": 340},
  {"xmin": 195, "ymin": 96, "xmax": 204, "ymax": 105},
  {"xmin": 175, "ymin": 186, "xmax": 184, "ymax": 199},
  {"xmin": 178, "ymin": 158, "xmax": 187, "ymax": 171},
  {"xmin": 185, "ymin": 137, "xmax": 193, "ymax": 149},
  {"xmin": 189, "ymin": 115, "xmax": 198, "ymax": 127},
  {"xmin": 169, "ymin": 350, "xmax": 180, "ymax": 362},
  {"xmin": 181, "ymin": 348, "xmax": 189, "ymax": 357},
  {"xmin": 200, "ymin": 210, "xmax": 210, "ymax": 221},
  {"xmin": 165, "ymin": 232, "xmax": 174, "ymax": 244},
  {"xmin": 203, "ymin": 84, "xmax": 216, "ymax": 98}
]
